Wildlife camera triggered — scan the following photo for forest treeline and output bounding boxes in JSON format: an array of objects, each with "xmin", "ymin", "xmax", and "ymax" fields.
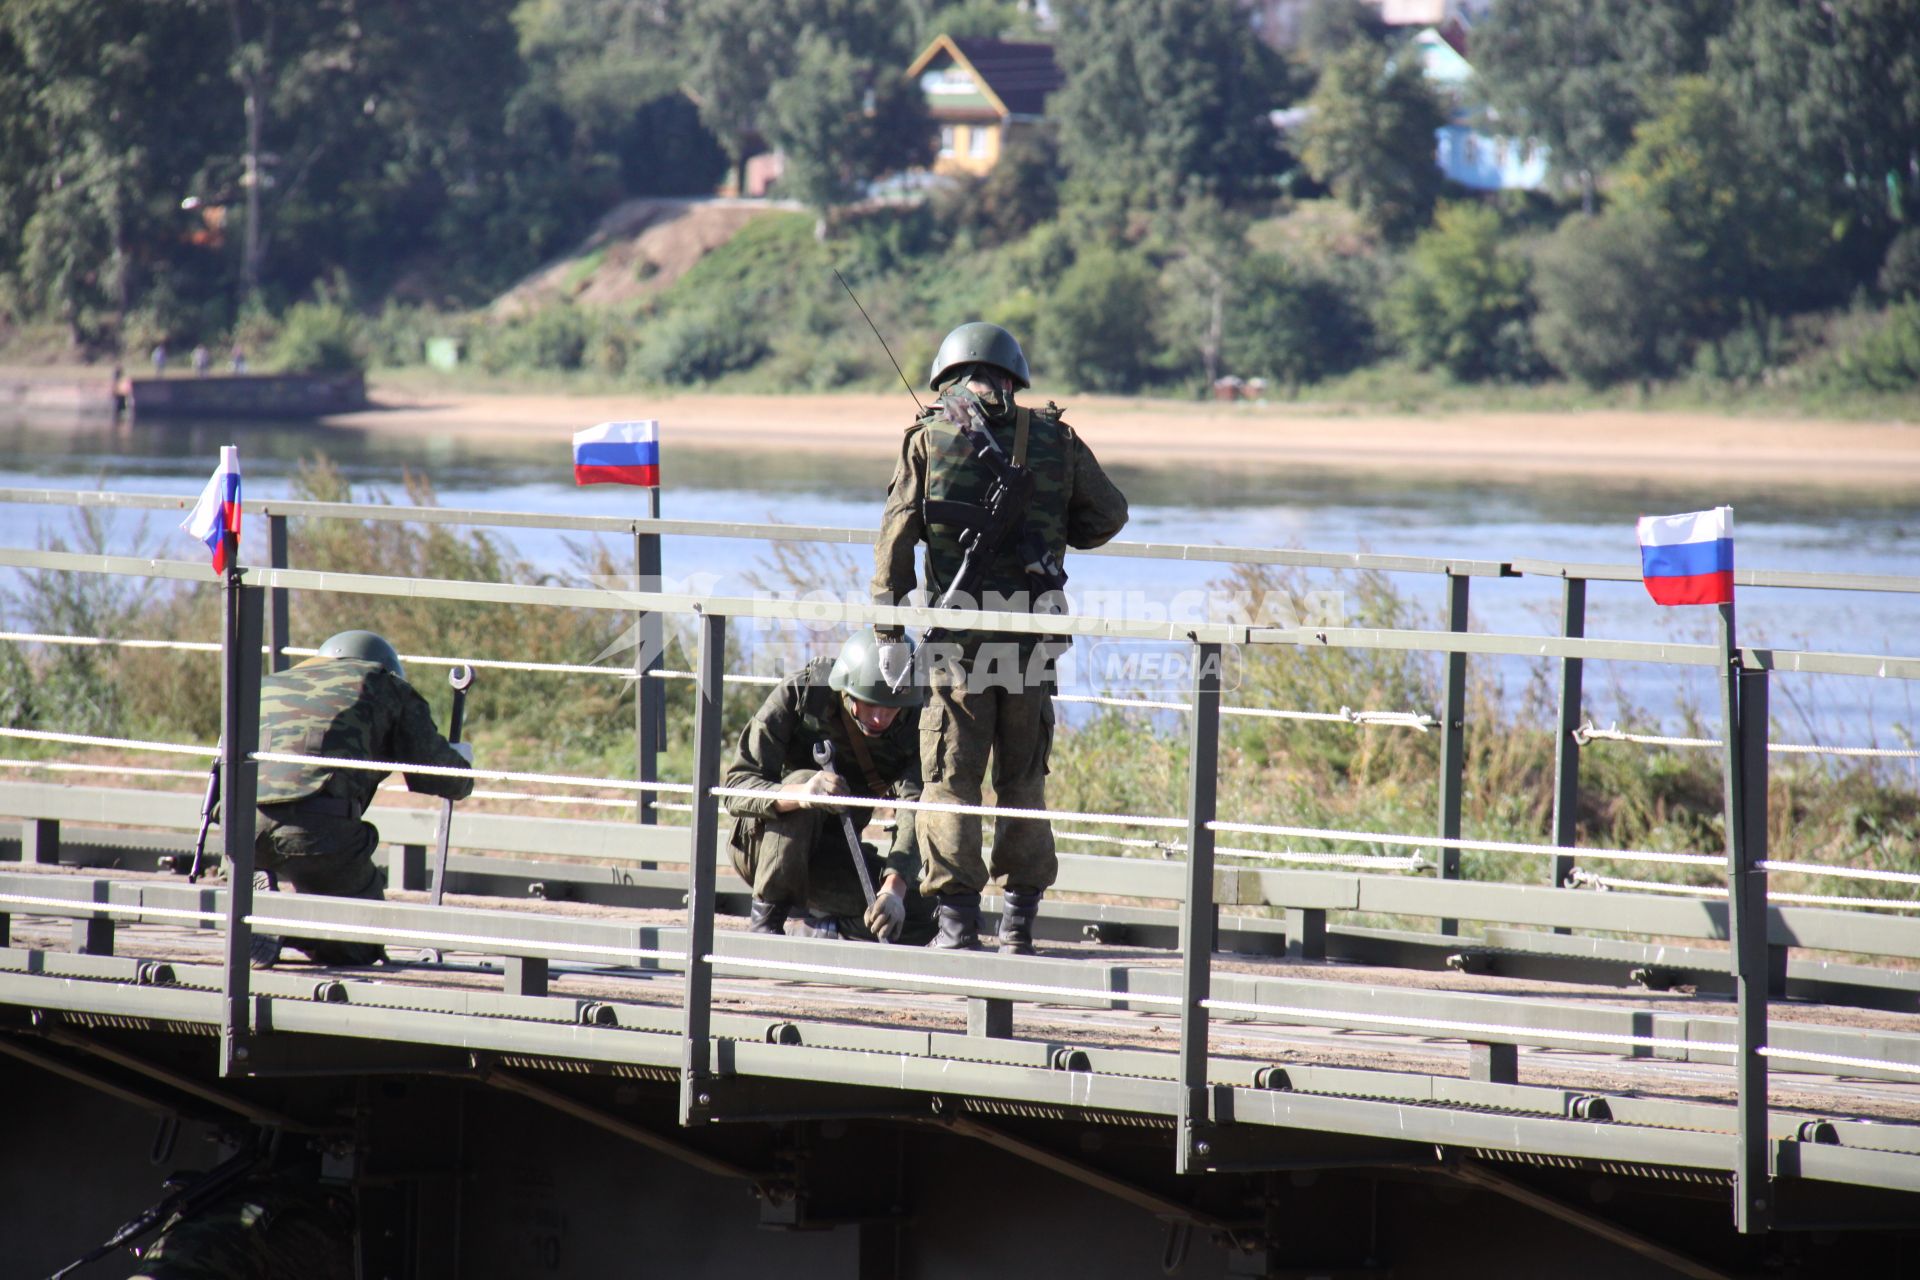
[{"xmin": 2, "ymin": 0, "xmax": 1916, "ymax": 399}]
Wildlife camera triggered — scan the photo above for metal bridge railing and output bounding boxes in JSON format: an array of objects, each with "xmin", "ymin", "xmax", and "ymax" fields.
[{"xmin": 5, "ymin": 490, "xmax": 1920, "ymax": 1228}]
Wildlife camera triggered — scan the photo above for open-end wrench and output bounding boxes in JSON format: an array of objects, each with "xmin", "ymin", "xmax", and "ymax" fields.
[
  {"xmin": 812, "ymin": 740, "xmax": 878, "ymax": 915},
  {"xmin": 428, "ymin": 664, "xmax": 476, "ymax": 909}
]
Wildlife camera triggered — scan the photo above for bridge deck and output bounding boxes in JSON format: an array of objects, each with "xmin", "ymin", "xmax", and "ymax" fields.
[{"xmin": 9, "ymin": 864, "xmax": 1920, "ymax": 1137}]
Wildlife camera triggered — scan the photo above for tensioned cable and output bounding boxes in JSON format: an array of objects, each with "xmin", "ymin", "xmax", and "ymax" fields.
[
  {"xmin": 1202, "ymin": 995, "xmax": 1920, "ymax": 1077},
  {"xmin": 1215, "ymin": 845, "xmax": 1427, "ymax": 871},
  {"xmin": 0, "ymin": 893, "xmax": 221, "ymax": 924},
  {"xmin": 1054, "ymin": 693, "xmax": 1435, "ymax": 730},
  {"xmin": 0, "ymin": 632, "xmax": 1433, "ymax": 725},
  {"xmin": 1568, "ymin": 870, "xmax": 1920, "ymax": 912},
  {"xmin": 244, "ymin": 914, "xmax": 686, "ymax": 962},
  {"xmin": 1053, "ymin": 827, "xmax": 1422, "ymax": 870},
  {"xmin": 1207, "ymin": 818, "xmax": 1722, "ymax": 870},
  {"xmin": 1576, "ymin": 720, "xmax": 1920, "ymax": 760},
  {"xmin": 0, "ymin": 630, "xmax": 221, "ymax": 653},
  {"xmin": 252, "ymin": 750, "xmax": 694, "ymax": 794},
  {"xmin": 0, "ymin": 757, "xmax": 207, "ymax": 781},
  {"xmin": 1756, "ymin": 859, "xmax": 1920, "ymax": 886},
  {"xmin": 703, "ymin": 953, "xmax": 1183, "ymax": 1007},
  {"xmin": 706, "ymin": 785, "xmax": 1187, "ymax": 829},
  {"xmin": 0, "ymin": 726, "xmax": 217, "ymax": 757},
  {"xmin": 1757, "ymin": 1046, "xmax": 1920, "ymax": 1077}
]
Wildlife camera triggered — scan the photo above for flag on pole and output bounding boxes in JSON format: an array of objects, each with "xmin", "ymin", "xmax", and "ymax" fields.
[
  {"xmin": 1636, "ymin": 506, "xmax": 1734, "ymax": 606},
  {"xmin": 180, "ymin": 445, "xmax": 243, "ymax": 574},
  {"xmin": 573, "ymin": 420, "xmax": 660, "ymax": 487}
]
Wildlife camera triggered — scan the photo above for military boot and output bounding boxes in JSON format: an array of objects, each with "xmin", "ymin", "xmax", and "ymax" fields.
[
  {"xmin": 998, "ymin": 885, "xmax": 1043, "ymax": 956},
  {"xmin": 749, "ymin": 898, "xmax": 791, "ymax": 936},
  {"xmin": 792, "ymin": 910, "xmax": 841, "ymax": 941},
  {"xmin": 929, "ymin": 891, "xmax": 983, "ymax": 951},
  {"xmin": 249, "ymin": 869, "xmax": 283, "ymax": 969}
]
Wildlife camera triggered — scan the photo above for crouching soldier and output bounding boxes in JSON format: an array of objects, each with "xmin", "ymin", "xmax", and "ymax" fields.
[
  {"xmin": 724, "ymin": 629, "xmax": 934, "ymax": 944},
  {"xmin": 251, "ymin": 630, "xmax": 474, "ymax": 968}
]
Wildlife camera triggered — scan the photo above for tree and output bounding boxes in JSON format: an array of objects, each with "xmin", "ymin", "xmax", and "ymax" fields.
[
  {"xmin": 1295, "ymin": 43, "xmax": 1444, "ymax": 242},
  {"xmin": 764, "ymin": 33, "xmax": 933, "ymax": 226},
  {"xmin": 1531, "ymin": 206, "xmax": 1695, "ymax": 388},
  {"xmin": 1157, "ymin": 198, "xmax": 1247, "ymax": 387},
  {"xmin": 3, "ymin": 0, "xmax": 227, "ymax": 343},
  {"xmin": 1473, "ymin": 0, "xmax": 1728, "ymax": 209},
  {"xmin": 1387, "ymin": 203, "xmax": 1535, "ymax": 381},
  {"xmin": 1613, "ymin": 76, "xmax": 1825, "ymax": 336},
  {"xmin": 1036, "ymin": 247, "xmax": 1161, "ymax": 391},
  {"xmin": 680, "ymin": 1, "xmax": 929, "ymax": 225},
  {"xmin": 1223, "ymin": 252, "xmax": 1368, "ymax": 390},
  {"xmin": 1297, "ymin": 0, "xmax": 1386, "ymax": 62},
  {"xmin": 1050, "ymin": 0, "xmax": 1289, "ymax": 216},
  {"xmin": 1714, "ymin": 0, "xmax": 1920, "ymax": 251}
]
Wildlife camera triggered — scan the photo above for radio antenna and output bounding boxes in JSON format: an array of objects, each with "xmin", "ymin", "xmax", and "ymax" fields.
[{"xmin": 834, "ymin": 267, "xmax": 923, "ymax": 412}]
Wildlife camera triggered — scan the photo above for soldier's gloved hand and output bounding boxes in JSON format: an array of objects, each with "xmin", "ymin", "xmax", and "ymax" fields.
[
  {"xmin": 451, "ymin": 742, "xmax": 474, "ymax": 766},
  {"xmin": 792, "ymin": 768, "xmax": 850, "ymax": 809},
  {"xmin": 864, "ymin": 881, "xmax": 907, "ymax": 942},
  {"xmin": 876, "ymin": 640, "xmax": 913, "ymax": 693}
]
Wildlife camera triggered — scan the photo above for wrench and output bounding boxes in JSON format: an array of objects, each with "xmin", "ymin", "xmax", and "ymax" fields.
[
  {"xmin": 811, "ymin": 740, "xmax": 880, "ymax": 920},
  {"xmin": 428, "ymin": 664, "xmax": 476, "ymax": 909}
]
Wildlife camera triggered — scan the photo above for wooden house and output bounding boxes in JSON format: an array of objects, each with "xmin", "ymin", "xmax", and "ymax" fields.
[{"xmin": 905, "ymin": 35, "xmax": 1064, "ymax": 176}]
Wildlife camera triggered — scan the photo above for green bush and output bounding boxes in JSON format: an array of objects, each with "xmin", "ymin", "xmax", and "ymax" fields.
[
  {"xmin": 476, "ymin": 306, "xmax": 593, "ymax": 373},
  {"xmin": 1224, "ymin": 253, "xmax": 1370, "ymax": 389},
  {"xmin": 1034, "ymin": 247, "xmax": 1160, "ymax": 392},
  {"xmin": 1879, "ymin": 228, "xmax": 1920, "ymax": 302},
  {"xmin": 1387, "ymin": 203, "xmax": 1538, "ymax": 382},
  {"xmin": 1531, "ymin": 208, "xmax": 1694, "ymax": 388},
  {"xmin": 630, "ymin": 296, "xmax": 771, "ymax": 385},
  {"xmin": 268, "ymin": 301, "xmax": 368, "ymax": 373},
  {"xmin": 1825, "ymin": 302, "xmax": 1920, "ymax": 392}
]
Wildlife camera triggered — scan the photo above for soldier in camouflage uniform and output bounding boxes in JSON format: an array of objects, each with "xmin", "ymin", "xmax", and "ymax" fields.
[
  {"xmin": 871, "ymin": 322, "xmax": 1129, "ymax": 952},
  {"xmin": 251, "ymin": 630, "xmax": 473, "ymax": 968},
  {"xmin": 724, "ymin": 629, "xmax": 934, "ymax": 944},
  {"xmin": 130, "ymin": 1180, "xmax": 355, "ymax": 1280}
]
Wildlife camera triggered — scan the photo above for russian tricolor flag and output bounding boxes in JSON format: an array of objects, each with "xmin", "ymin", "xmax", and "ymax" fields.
[
  {"xmin": 1636, "ymin": 506, "xmax": 1734, "ymax": 607},
  {"xmin": 180, "ymin": 445, "xmax": 242, "ymax": 574},
  {"xmin": 573, "ymin": 420, "xmax": 660, "ymax": 487}
]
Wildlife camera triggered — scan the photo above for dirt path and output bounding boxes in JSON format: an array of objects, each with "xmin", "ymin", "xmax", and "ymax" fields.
[{"xmin": 330, "ymin": 386, "xmax": 1920, "ymax": 488}]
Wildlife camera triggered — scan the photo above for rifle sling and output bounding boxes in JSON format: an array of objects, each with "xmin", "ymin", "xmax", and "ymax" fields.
[{"xmin": 835, "ymin": 702, "xmax": 885, "ymax": 799}]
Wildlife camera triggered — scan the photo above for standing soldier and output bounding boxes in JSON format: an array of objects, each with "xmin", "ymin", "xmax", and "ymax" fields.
[
  {"xmin": 870, "ymin": 323, "xmax": 1129, "ymax": 951},
  {"xmin": 724, "ymin": 629, "xmax": 934, "ymax": 944},
  {"xmin": 251, "ymin": 630, "xmax": 474, "ymax": 968}
]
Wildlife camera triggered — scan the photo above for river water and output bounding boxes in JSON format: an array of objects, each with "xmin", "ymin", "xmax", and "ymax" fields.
[{"xmin": 2, "ymin": 415, "xmax": 1916, "ymax": 745}]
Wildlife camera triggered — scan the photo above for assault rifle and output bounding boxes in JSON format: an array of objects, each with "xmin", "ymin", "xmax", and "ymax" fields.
[
  {"xmin": 923, "ymin": 392, "xmax": 1068, "ymax": 624},
  {"xmin": 186, "ymin": 754, "xmax": 222, "ymax": 883},
  {"xmin": 49, "ymin": 1139, "xmax": 267, "ymax": 1278}
]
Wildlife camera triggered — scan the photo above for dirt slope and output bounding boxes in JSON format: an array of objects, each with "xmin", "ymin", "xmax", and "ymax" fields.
[{"xmin": 488, "ymin": 196, "xmax": 802, "ymax": 317}]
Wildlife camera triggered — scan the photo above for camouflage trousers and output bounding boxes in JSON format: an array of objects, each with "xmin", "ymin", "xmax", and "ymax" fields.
[
  {"xmin": 727, "ymin": 811, "xmax": 936, "ymax": 944},
  {"xmin": 131, "ymin": 1182, "xmax": 355, "ymax": 1280},
  {"xmin": 252, "ymin": 809, "xmax": 387, "ymax": 965},
  {"xmin": 918, "ymin": 658, "xmax": 1056, "ymax": 896}
]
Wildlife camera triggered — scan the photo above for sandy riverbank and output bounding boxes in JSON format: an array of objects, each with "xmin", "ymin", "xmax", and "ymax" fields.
[{"xmin": 325, "ymin": 385, "xmax": 1920, "ymax": 489}]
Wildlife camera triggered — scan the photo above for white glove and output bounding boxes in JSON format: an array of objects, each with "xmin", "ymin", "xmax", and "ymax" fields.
[
  {"xmin": 451, "ymin": 742, "xmax": 474, "ymax": 766},
  {"xmin": 877, "ymin": 640, "xmax": 913, "ymax": 691},
  {"xmin": 863, "ymin": 886, "xmax": 906, "ymax": 942},
  {"xmin": 794, "ymin": 768, "xmax": 850, "ymax": 808}
]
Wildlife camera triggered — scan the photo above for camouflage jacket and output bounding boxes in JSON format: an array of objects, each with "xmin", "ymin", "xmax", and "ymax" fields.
[
  {"xmin": 723, "ymin": 658, "xmax": 921, "ymax": 879},
  {"xmin": 256, "ymin": 658, "xmax": 473, "ymax": 811},
  {"xmin": 871, "ymin": 390, "xmax": 1129, "ymax": 647}
]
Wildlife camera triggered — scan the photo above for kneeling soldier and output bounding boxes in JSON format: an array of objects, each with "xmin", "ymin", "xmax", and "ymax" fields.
[
  {"xmin": 724, "ymin": 629, "xmax": 933, "ymax": 944},
  {"xmin": 252, "ymin": 630, "xmax": 474, "ymax": 968}
]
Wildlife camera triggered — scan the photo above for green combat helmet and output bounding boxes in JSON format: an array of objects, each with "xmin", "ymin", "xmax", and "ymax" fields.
[
  {"xmin": 315, "ymin": 630, "xmax": 405, "ymax": 679},
  {"xmin": 828, "ymin": 628, "xmax": 922, "ymax": 708},
  {"xmin": 928, "ymin": 322, "xmax": 1030, "ymax": 391}
]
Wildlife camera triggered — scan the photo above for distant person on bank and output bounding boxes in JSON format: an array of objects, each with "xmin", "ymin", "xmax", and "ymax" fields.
[{"xmin": 250, "ymin": 630, "xmax": 474, "ymax": 969}]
